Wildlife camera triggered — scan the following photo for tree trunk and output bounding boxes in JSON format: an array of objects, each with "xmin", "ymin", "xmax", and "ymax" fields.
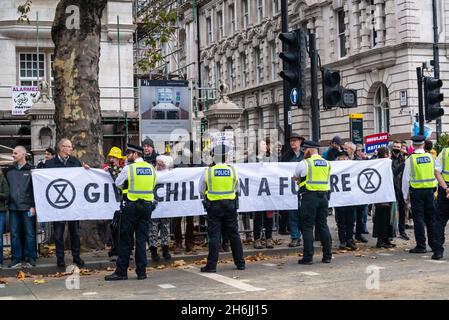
[{"xmin": 52, "ymin": 0, "xmax": 108, "ymax": 249}]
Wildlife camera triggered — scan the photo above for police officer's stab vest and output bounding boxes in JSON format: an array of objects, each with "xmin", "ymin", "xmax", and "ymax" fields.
[
  {"xmin": 298, "ymin": 154, "xmax": 331, "ymax": 192},
  {"xmin": 409, "ymin": 152, "xmax": 437, "ymax": 189},
  {"xmin": 124, "ymin": 161, "xmax": 156, "ymax": 201},
  {"xmin": 205, "ymin": 164, "xmax": 237, "ymax": 201},
  {"xmin": 440, "ymin": 147, "xmax": 449, "ymax": 182}
]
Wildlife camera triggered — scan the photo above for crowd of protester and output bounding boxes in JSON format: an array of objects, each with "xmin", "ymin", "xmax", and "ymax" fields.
[{"xmin": 0, "ymin": 133, "xmax": 445, "ymax": 269}]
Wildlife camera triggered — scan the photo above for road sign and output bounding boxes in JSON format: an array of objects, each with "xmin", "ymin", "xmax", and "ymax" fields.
[{"xmin": 290, "ymin": 88, "xmax": 298, "ymax": 105}]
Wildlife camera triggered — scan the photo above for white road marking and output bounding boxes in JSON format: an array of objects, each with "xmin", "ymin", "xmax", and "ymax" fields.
[
  {"xmin": 158, "ymin": 284, "xmax": 176, "ymax": 289},
  {"xmin": 300, "ymin": 271, "xmax": 320, "ymax": 276},
  {"xmin": 377, "ymin": 253, "xmax": 393, "ymax": 256},
  {"xmin": 262, "ymin": 263, "xmax": 277, "ymax": 267},
  {"xmin": 82, "ymin": 292, "xmax": 98, "ymax": 296},
  {"xmin": 0, "ymin": 296, "xmax": 14, "ymax": 300},
  {"xmin": 241, "ymin": 279, "xmax": 251, "ymax": 282},
  {"xmin": 184, "ymin": 267, "xmax": 265, "ymax": 292}
]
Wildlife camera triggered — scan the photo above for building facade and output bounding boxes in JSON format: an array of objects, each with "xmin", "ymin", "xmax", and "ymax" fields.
[
  {"xmin": 176, "ymin": 0, "xmax": 449, "ymax": 153},
  {"xmin": 0, "ymin": 0, "xmax": 136, "ymax": 163}
]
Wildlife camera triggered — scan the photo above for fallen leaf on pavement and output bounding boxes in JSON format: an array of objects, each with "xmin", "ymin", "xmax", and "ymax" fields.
[
  {"xmin": 171, "ymin": 260, "xmax": 186, "ymax": 267},
  {"xmin": 79, "ymin": 269, "xmax": 92, "ymax": 276},
  {"xmin": 0, "ymin": 279, "xmax": 7, "ymax": 285},
  {"xmin": 33, "ymin": 279, "xmax": 46, "ymax": 285},
  {"xmin": 17, "ymin": 271, "xmax": 26, "ymax": 281},
  {"xmin": 156, "ymin": 265, "xmax": 166, "ymax": 270},
  {"xmin": 354, "ymin": 253, "xmax": 362, "ymax": 257},
  {"xmin": 106, "ymin": 267, "xmax": 114, "ymax": 272},
  {"xmin": 193, "ymin": 258, "xmax": 207, "ymax": 265}
]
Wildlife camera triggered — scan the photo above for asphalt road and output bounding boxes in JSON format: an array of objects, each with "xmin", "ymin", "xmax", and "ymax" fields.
[{"xmin": 1, "ymin": 243, "xmax": 448, "ymax": 300}]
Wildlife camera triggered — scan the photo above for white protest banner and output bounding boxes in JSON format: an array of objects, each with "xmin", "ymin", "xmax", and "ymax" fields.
[
  {"xmin": 151, "ymin": 159, "xmax": 395, "ymax": 218},
  {"xmin": 32, "ymin": 168, "xmax": 120, "ymax": 222},
  {"xmin": 328, "ymin": 158, "xmax": 396, "ymax": 207},
  {"xmin": 32, "ymin": 160, "xmax": 395, "ymax": 221},
  {"xmin": 11, "ymin": 86, "xmax": 38, "ymax": 115}
]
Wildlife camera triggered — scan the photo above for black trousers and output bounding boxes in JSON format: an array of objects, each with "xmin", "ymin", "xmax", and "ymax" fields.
[
  {"xmin": 395, "ymin": 189, "xmax": 407, "ymax": 234},
  {"xmin": 205, "ymin": 200, "xmax": 244, "ymax": 269},
  {"xmin": 410, "ymin": 188, "xmax": 436, "ymax": 250},
  {"xmin": 434, "ymin": 186, "xmax": 449, "ymax": 255},
  {"xmin": 278, "ymin": 210, "xmax": 289, "ymax": 233},
  {"xmin": 300, "ymin": 192, "xmax": 332, "ymax": 261},
  {"xmin": 335, "ymin": 206, "xmax": 356, "ymax": 243},
  {"xmin": 109, "ymin": 222, "xmax": 120, "ymax": 256},
  {"xmin": 253, "ymin": 212, "xmax": 273, "ymax": 240},
  {"xmin": 53, "ymin": 221, "xmax": 81, "ymax": 259},
  {"xmin": 115, "ymin": 201, "xmax": 151, "ymax": 276}
]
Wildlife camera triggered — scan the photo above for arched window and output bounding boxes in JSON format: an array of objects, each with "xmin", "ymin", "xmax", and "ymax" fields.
[{"xmin": 374, "ymin": 84, "xmax": 390, "ymax": 133}]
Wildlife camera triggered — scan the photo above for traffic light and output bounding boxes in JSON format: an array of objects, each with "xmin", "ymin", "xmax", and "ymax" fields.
[
  {"xmin": 278, "ymin": 28, "xmax": 306, "ymax": 107},
  {"xmin": 424, "ymin": 76, "xmax": 444, "ymax": 121},
  {"xmin": 322, "ymin": 68, "xmax": 342, "ymax": 109}
]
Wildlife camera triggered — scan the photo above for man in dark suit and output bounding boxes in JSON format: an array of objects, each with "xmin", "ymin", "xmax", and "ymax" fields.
[{"xmin": 44, "ymin": 138, "xmax": 87, "ymax": 268}]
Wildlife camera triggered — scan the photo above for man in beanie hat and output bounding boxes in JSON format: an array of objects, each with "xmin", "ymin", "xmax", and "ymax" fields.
[{"xmin": 142, "ymin": 138, "xmax": 159, "ymax": 167}]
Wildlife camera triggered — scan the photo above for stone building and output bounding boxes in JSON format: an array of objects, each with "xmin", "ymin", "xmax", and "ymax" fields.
[
  {"xmin": 175, "ymin": 0, "xmax": 449, "ymax": 151},
  {"xmin": 0, "ymin": 0, "xmax": 136, "ymax": 163}
]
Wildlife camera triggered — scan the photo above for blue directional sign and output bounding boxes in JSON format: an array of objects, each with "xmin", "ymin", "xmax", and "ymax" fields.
[{"xmin": 290, "ymin": 88, "xmax": 299, "ymax": 105}]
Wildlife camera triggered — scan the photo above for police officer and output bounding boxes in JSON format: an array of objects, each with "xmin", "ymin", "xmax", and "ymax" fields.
[
  {"xmin": 431, "ymin": 145, "xmax": 449, "ymax": 260},
  {"xmin": 402, "ymin": 135, "xmax": 437, "ymax": 254},
  {"xmin": 105, "ymin": 144, "xmax": 157, "ymax": 281},
  {"xmin": 199, "ymin": 144, "xmax": 245, "ymax": 272},
  {"xmin": 293, "ymin": 140, "xmax": 332, "ymax": 264}
]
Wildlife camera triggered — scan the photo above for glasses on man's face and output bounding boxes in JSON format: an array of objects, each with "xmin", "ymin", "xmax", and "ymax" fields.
[{"xmin": 62, "ymin": 145, "xmax": 72, "ymax": 149}]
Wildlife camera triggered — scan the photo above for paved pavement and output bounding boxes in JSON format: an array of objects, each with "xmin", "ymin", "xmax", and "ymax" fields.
[
  {"xmin": 1, "ymin": 244, "xmax": 448, "ymax": 300},
  {"xmin": 1, "ymin": 214, "xmax": 448, "ymax": 300}
]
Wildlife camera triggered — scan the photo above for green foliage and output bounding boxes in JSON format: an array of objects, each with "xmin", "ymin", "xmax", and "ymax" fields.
[
  {"xmin": 138, "ymin": 3, "xmax": 177, "ymax": 72},
  {"xmin": 17, "ymin": 0, "xmax": 32, "ymax": 24},
  {"xmin": 435, "ymin": 132, "xmax": 449, "ymax": 152}
]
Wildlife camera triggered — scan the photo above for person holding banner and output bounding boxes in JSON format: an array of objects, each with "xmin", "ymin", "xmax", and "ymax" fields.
[
  {"xmin": 44, "ymin": 139, "xmax": 87, "ymax": 268},
  {"xmin": 402, "ymin": 135, "xmax": 437, "ymax": 254},
  {"xmin": 372, "ymin": 147, "xmax": 396, "ymax": 249},
  {"xmin": 105, "ymin": 143, "xmax": 157, "ymax": 281},
  {"xmin": 333, "ymin": 151, "xmax": 357, "ymax": 251},
  {"xmin": 199, "ymin": 144, "xmax": 245, "ymax": 273},
  {"xmin": 281, "ymin": 133, "xmax": 305, "ymax": 248},
  {"xmin": 294, "ymin": 141, "xmax": 332, "ymax": 264}
]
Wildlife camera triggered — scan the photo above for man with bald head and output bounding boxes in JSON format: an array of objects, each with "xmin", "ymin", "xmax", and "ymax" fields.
[
  {"xmin": 44, "ymin": 138, "xmax": 86, "ymax": 268},
  {"xmin": 4, "ymin": 146, "xmax": 37, "ymax": 268}
]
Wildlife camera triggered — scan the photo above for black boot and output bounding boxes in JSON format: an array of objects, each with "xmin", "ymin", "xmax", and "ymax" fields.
[
  {"xmin": 162, "ymin": 245, "xmax": 171, "ymax": 260},
  {"xmin": 150, "ymin": 247, "xmax": 160, "ymax": 262}
]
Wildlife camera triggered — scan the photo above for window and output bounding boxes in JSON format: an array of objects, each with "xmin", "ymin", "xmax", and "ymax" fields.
[
  {"xmin": 229, "ymin": 4, "xmax": 235, "ymax": 34},
  {"xmin": 243, "ymin": 0, "xmax": 249, "ymax": 28},
  {"xmin": 255, "ymin": 47, "xmax": 262, "ymax": 85},
  {"xmin": 240, "ymin": 53, "xmax": 247, "ymax": 87},
  {"xmin": 217, "ymin": 11, "xmax": 224, "ymax": 40},
  {"xmin": 337, "ymin": 10, "xmax": 346, "ymax": 58},
  {"xmin": 257, "ymin": 0, "xmax": 264, "ymax": 24},
  {"xmin": 370, "ymin": 1, "xmax": 377, "ymax": 47},
  {"xmin": 206, "ymin": 17, "xmax": 212, "ymax": 45},
  {"xmin": 270, "ymin": 42, "xmax": 277, "ymax": 81},
  {"xmin": 19, "ymin": 53, "xmax": 45, "ymax": 86},
  {"xmin": 227, "ymin": 58, "xmax": 235, "ymax": 91},
  {"xmin": 216, "ymin": 61, "xmax": 221, "ymax": 86},
  {"xmin": 272, "ymin": 0, "xmax": 279, "ymax": 15},
  {"xmin": 374, "ymin": 84, "xmax": 390, "ymax": 133}
]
